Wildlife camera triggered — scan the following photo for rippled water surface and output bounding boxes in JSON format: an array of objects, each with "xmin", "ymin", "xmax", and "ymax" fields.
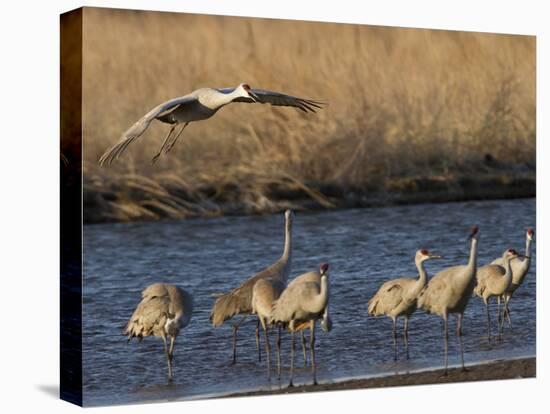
[{"xmin": 83, "ymin": 198, "xmax": 536, "ymax": 406}]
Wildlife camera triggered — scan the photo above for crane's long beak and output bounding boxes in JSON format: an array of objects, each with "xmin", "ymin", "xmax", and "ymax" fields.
[
  {"xmin": 429, "ymin": 254, "xmax": 443, "ymax": 259},
  {"xmin": 248, "ymin": 91, "xmax": 260, "ymax": 102}
]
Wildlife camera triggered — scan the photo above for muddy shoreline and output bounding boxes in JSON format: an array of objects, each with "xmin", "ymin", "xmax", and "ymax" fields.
[{"xmin": 224, "ymin": 357, "xmax": 535, "ymax": 398}]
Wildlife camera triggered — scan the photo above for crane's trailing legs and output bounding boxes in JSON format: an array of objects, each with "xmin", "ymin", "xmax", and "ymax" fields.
[
  {"xmin": 151, "ymin": 122, "xmax": 188, "ymax": 164},
  {"xmin": 165, "ymin": 122, "xmax": 189, "ymax": 153},
  {"xmin": 152, "ymin": 124, "xmax": 176, "ymax": 164}
]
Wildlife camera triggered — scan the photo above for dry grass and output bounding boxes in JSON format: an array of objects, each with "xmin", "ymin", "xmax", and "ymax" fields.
[{"xmin": 80, "ymin": 8, "xmax": 536, "ymax": 222}]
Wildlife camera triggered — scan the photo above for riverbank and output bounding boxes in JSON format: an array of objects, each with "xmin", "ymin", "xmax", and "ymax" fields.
[
  {"xmin": 79, "ymin": 11, "xmax": 535, "ymax": 225},
  {"xmin": 226, "ymin": 357, "xmax": 535, "ymax": 398},
  {"xmin": 83, "ymin": 166, "xmax": 535, "ymax": 224}
]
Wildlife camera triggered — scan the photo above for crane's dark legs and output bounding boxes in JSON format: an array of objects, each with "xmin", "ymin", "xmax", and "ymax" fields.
[
  {"xmin": 261, "ymin": 319, "xmax": 271, "ymax": 379},
  {"xmin": 457, "ymin": 313, "xmax": 466, "ymax": 372},
  {"xmin": 404, "ymin": 316, "xmax": 410, "ymax": 360},
  {"xmin": 301, "ymin": 330, "xmax": 308, "ymax": 366},
  {"xmin": 392, "ymin": 317, "xmax": 398, "ymax": 361},
  {"xmin": 496, "ymin": 296, "xmax": 503, "ymax": 339},
  {"xmin": 485, "ymin": 299, "xmax": 491, "ymax": 341},
  {"xmin": 503, "ymin": 294, "xmax": 513, "ymax": 331},
  {"xmin": 256, "ymin": 318, "xmax": 261, "ymax": 362},
  {"xmin": 168, "ymin": 336, "xmax": 176, "ymax": 380},
  {"xmin": 276, "ymin": 325, "xmax": 282, "ymax": 380},
  {"xmin": 152, "ymin": 124, "xmax": 176, "ymax": 164},
  {"xmin": 162, "ymin": 335, "xmax": 173, "ymax": 381},
  {"xmin": 232, "ymin": 315, "xmax": 248, "ymax": 365},
  {"xmin": 310, "ymin": 321, "xmax": 317, "ymax": 385},
  {"xmin": 165, "ymin": 122, "xmax": 189, "ymax": 153},
  {"xmin": 505, "ymin": 306, "xmax": 512, "ymax": 329},
  {"xmin": 443, "ymin": 313, "xmax": 449, "ymax": 376},
  {"xmin": 289, "ymin": 331, "xmax": 296, "ymax": 387},
  {"xmin": 232, "ymin": 325, "xmax": 237, "ymax": 364}
]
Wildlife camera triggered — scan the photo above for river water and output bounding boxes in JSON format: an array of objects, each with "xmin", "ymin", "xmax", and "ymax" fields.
[{"xmin": 82, "ymin": 198, "xmax": 536, "ymax": 406}]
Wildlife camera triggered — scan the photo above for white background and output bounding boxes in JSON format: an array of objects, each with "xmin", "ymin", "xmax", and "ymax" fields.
[{"xmin": 0, "ymin": 0, "xmax": 547, "ymax": 412}]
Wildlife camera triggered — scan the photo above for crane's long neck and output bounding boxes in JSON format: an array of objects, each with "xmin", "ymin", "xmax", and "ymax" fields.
[
  {"xmin": 522, "ymin": 237, "xmax": 533, "ymax": 270},
  {"xmin": 311, "ymin": 274, "xmax": 329, "ymax": 314},
  {"xmin": 503, "ymin": 256, "xmax": 514, "ymax": 284},
  {"xmin": 467, "ymin": 237, "xmax": 478, "ymax": 272},
  {"xmin": 215, "ymin": 88, "xmax": 244, "ymax": 108},
  {"xmin": 280, "ymin": 219, "xmax": 292, "ymax": 281},
  {"xmin": 415, "ymin": 257, "xmax": 428, "ymax": 288}
]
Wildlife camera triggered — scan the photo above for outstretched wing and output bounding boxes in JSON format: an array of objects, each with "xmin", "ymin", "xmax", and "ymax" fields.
[
  {"xmin": 217, "ymin": 87, "xmax": 325, "ymax": 113},
  {"xmin": 98, "ymin": 95, "xmax": 198, "ymax": 166}
]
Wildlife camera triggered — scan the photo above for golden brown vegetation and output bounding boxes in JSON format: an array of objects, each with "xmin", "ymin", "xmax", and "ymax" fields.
[{"xmin": 80, "ymin": 8, "xmax": 535, "ymax": 222}]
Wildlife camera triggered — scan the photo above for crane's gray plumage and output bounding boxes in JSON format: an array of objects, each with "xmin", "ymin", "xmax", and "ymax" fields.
[
  {"xmin": 98, "ymin": 84, "xmax": 325, "ymax": 166},
  {"xmin": 209, "ymin": 209, "xmax": 294, "ymax": 364},
  {"xmin": 489, "ymin": 228, "xmax": 534, "ymax": 329},
  {"xmin": 125, "ymin": 283, "xmax": 193, "ymax": 380},
  {"xmin": 270, "ymin": 264, "xmax": 331, "ymax": 386},
  {"xmin": 368, "ymin": 249, "xmax": 441, "ymax": 359},
  {"xmin": 474, "ymin": 249, "xmax": 523, "ymax": 339},
  {"xmin": 417, "ymin": 226, "xmax": 479, "ymax": 374}
]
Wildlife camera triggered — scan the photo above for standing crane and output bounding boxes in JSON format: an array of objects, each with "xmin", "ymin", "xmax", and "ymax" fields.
[
  {"xmin": 98, "ymin": 84, "xmax": 324, "ymax": 165},
  {"xmin": 255, "ymin": 267, "xmax": 332, "ymax": 379},
  {"xmin": 368, "ymin": 249, "xmax": 442, "ymax": 360},
  {"xmin": 417, "ymin": 226, "xmax": 479, "ymax": 375},
  {"xmin": 474, "ymin": 249, "xmax": 524, "ymax": 339},
  {"xmin": 210, "ymin": 210, "xmax": 294, "ymax": 364},
  {"xmin": 490, "ymin": 228, "xmax": 534, "ymax": 329},
  {"xmin": 251, "ymin": 277, "xmax": 285, "ymax": 379},
  {"xmin": 125, "ymin": 283, "xmax": 193, "ymax": 381},
  {"xmin": 271, "ymin": 263, "xmax": 331, "ymax": 387}
]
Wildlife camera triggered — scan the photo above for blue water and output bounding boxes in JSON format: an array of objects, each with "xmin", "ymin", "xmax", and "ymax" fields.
[{"xmin": 82, "ymin": 198, "xmax": 536, "ymax": 406}]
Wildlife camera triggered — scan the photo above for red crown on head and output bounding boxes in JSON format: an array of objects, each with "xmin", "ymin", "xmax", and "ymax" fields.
[
  {"xmin": 527, "ymin": 228, "xmax": 534, "ymax": 236},
  {"xmin": 320, "ymin": 263, "xmax": 329, "ymax": 273},
  {"xmin": 471, "ymin": 225, "xmax": 479, "ymax": 235},
  {"xmin": 420, "ymin": 249, "xmax": 429, "ymax": 255},
  {"xmin": 242, "ymin": 84, "xmax": 251, "ymax": 91}
]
